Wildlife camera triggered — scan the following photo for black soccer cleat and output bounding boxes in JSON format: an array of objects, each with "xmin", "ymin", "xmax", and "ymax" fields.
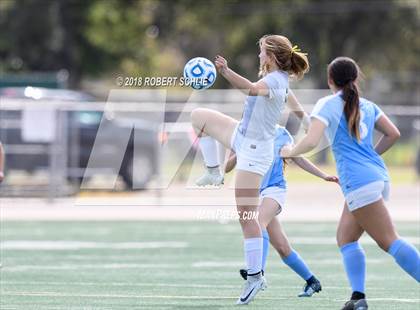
[
  {"xmin": 298, "ymin": 277, "xmax": 322, "ymax": 297},
  {"xmin": 340, "ymin": 298, "xmax": 368, "ymax": 310}
]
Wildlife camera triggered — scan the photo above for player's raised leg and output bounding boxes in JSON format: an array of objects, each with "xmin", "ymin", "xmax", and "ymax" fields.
[{"xmin": 191, "ymin": 108, "xmax": 237, "ymax": 186}]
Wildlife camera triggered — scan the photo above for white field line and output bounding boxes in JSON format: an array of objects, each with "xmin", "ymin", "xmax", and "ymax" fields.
[
  {"xmin": 0, "ymin": 281, "xmax": 240, "ymax": 289},
  {"xmin": 0, "ymin": 254, "xmax": 159, "ymax": 261},
  {"xmin": 1, "ymin": 237, "xmax": 418, "ymax": 251},
  {"xmin": 1, "ymin": 228, "xmax": 113, "ymax": 237},
  {"xmin": 288, "ymin": 237, "xmax": 420, "ymax": 245},
  {"xmin": 0, "ymin": 241, "xmax": 188, "ymax": 250},
  {"xmin": 0, "ymin": 280, "xmax": 393, "ymax": 291},
  {"xmin": 192, "ymin": 261, "xmax": 243, "ymax": 267},
  {"xmin": 0, "ymin": 291, "xmax": 238, "ymax": 299},
  {"xmin": 1, "ymin": 308, "xmax": 113, "ymax": 310},
  {"xmin": 1, "ymin": 258, "xmax": 390, "ymax": 272},
  {"xmin": 1, "ymin": 291, "xmax": 419, "ymax": 303},
  {"xmin": 367, "ymin": 298, "xmax": 420, "ymax": 303},
  {"xmin": 191, "ymin": 258, "xmax": 389, "ymax": 268},
  {"xmin": 2, "ymin": 263, "xmax": 175, "ymax": 271},
  {"xmin": 0, "ymin": 253, "xmax": 403, "ymax": 262}
]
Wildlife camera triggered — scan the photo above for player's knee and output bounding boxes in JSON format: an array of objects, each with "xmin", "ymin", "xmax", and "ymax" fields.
[
  {"xmin": 336, "ymin": 231, "xmax": 345, "ymax": 247},
  {"xmin": 258, "ymin": 218, "xmax": 269, "ymax": 230},
  {"xmin": 191, "ymin": 108, "xmax": 206, "ymax": 125},
  {"xmin": 336, "ymin": 232, "xmax": 357, "ymax": 247},
  {"xmin": 375, "ymin": 238, "xmax": 394, "ymax": 252},
  {"xmin": 277, "ymin": 244, "xmax": 292, "ymax": 257},
  {"xmin": 238, "ymin": 218, "xmax": 260, "ymax": 237}
]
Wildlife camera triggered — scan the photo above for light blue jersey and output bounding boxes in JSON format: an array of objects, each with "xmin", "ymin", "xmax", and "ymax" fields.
[
  {"xmin": 260, "ymin": 126, "xmax": 294, "ymax": 192},
  {"xmin": 238, "ymin": 70, "xmax": 289, "ymax": 141},
  {"xmin": 311, "ymin": 92, "xmax": 389, "ymax": 195}
]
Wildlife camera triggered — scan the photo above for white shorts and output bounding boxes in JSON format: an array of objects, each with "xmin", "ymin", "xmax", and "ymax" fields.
[
  {"xmin": 230, "ymin": 124, "xmax": 274, "ymax": 176},
  {"xmin": 260, "ymin": 186, "xmax": 286, "ymax": 215},
  {"xmin": 345, "ymin": 181, "xmax": 390, "ymax": 212}
]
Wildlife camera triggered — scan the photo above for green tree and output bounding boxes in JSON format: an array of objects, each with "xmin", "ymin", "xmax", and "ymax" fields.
[{"xmin": 1, "ymin": 0, "xmax": 418, "ymax": 92}]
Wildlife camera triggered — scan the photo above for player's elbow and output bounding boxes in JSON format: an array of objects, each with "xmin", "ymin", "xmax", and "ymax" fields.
[
  {"xmin": 248, "ymin": 84, "xmax": 259, "ymax": 96},
  {"xmin": 293, "ymin": 110, "xmax": 305, "ymax": 119},
  {"xmin": 390, "ymin": 128, "xmax": 401, "ymax": 141},
  {"xmin": 305, "ymin": 138, "xmax": 319, "ymax": 151},
  {"xmin": 307, "ymin": 130, "xmax": 325, "ymax": 149},
  {"xmin": 248, "ymin": 83, "xmax": 269, "ymax": 97},
  {"xmin": 309, "ymin": 140, "xmax": 318, "ymax": 149}
]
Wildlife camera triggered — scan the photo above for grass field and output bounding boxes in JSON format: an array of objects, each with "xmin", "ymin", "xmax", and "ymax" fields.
[{"xmin": 1, "ymin": 221, "xmax": 419, "ymax": 309}]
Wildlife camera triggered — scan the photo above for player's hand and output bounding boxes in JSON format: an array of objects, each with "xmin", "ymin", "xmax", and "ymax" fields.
[
  {"xmin": 215, "ymin": 55, "xmax": 228, "ymax": 74},
  {"xmin": 0, "ymin": 171, "xmax": 4, "ymax": 183},
  {"xmin": 280, "ymin": 144, "xmax": 293, "ymax": 158},
  {"xmin": 324, "ymin": 175, "xmax": 339, "ymax": 183}
]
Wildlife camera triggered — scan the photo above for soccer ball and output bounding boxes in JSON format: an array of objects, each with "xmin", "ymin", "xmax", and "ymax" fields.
[{"xmin": 183, "ymin": 57, "xmax": 217, "ymax": 90}]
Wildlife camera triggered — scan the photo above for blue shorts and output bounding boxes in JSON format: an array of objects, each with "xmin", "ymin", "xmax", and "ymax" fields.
[{"xmin": 345, "ymin": 181, "xmax": 390, "ymax": 212}]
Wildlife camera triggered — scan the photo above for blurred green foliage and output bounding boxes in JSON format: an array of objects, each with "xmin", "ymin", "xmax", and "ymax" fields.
[{"xmin": 0, "ymin": 0, "xmax": 419, "ymax": 89}]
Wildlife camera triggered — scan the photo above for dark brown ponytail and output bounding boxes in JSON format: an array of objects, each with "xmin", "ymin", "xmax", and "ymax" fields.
[{"xmin": 328, "ymin": 57, "xmax": 361, "ymax": 140}]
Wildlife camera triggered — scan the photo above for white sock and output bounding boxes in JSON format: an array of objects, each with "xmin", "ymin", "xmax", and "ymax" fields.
[
  {"xmin": 199, "ymin": 136, "xmax": 219, "ymax": 168},
  {"xmin": 244, "ymin": 238, "xmax": 263, "ymax": 275}
]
